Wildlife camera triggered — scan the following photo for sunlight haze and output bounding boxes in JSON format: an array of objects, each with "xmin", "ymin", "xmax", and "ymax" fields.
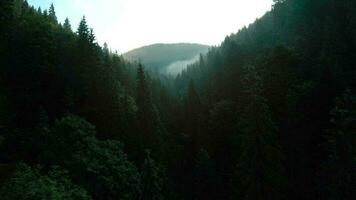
[{"xmin": 28, "ymin": 0, "xmax": 273, "ymax": 53}]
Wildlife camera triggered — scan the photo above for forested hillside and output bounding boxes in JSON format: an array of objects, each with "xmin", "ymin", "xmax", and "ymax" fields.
[
  {"xmin": 0, "ymin": 0, "xmax": 355, "ymax": 200},
  {"xmin": 123, "ymin": 43, "xmax": 209, "ymax": 75}
]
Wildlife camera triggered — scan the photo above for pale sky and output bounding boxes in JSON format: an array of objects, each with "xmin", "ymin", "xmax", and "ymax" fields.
[{"xmin": 28, "ymin": 0, "xmax": 273, "ymax": 53}]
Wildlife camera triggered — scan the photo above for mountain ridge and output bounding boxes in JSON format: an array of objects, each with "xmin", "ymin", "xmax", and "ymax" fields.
[{"xmin": 123, "ymin": 43, "xmax": 210, "ymax": 74}]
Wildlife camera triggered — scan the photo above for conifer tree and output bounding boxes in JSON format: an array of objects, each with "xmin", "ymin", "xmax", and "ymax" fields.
[
  {"xmin": 0, "ymin": 164, "xmax": 91, "ymax": 200},
  {"xmin": 63, "ymin": 18, "xmax": 72, "ymax": 31},
  {"xmin": 141, "ymin": 150, "xmax": 165, "ymax": 200},
  {"xmin": 43, "ymin": 9, "xmax": 48, "ymax": 17},
  {"xmin": 194, "ymin": 149, "xmax": 215, "ymax": 200},
  {"xmin": 319, "ymin": 90, "xmax": 356, "ymax": 199},
  {"xmin": 135, "ymin": 64, "xmax": 167, "ymax": 160},
  {"xmin": 77, "ymin": 16, "xmax": 90, "ymax": 42},
  {"xmin": 136, "ymin": 64, "xmax": 155, "ymax": 134},
  {"xmin": 48, "ymin": 3, "xmax": 57, "ymax": 23},
  {"xmin": 13, "ymin": 0, "xmax": 24, "ymax": 18},
  {"xmin": 185, "ymin": 80, "xmax": 202, "ymax": 154},
  {"xmin": 234, "ymin": 67, "xmax": 287, "ymax": 200}
]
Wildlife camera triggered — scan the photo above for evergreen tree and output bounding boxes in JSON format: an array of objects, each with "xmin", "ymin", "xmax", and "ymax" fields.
[
  {"xmin": 136, "ymin": 64, "xmax": 155, "ymax": 143},
  {"xmin": 41, "ymin": 115, "xmax": 142, "ymax": 200},
  {"xmin": 319, "ymin": 90, "xmax": 356, "ymax": 199},
  {"xmin": 43, "ymin": 10, "xmax": 48, "ymax": 17},
  {"xmin": 141, "ymin": 150, "xmax": 165, "ymax": 200},
  {"xmin": 48, "ymin": 3, "xmax": 57, "ymax": 23},
  {"xmin": 134, "ymin": 64, "xmax": 167, "ymax": 161},
  {"xmin": 88, "ymin": 28, "xmax": 95, "ymax": 44},
  {"xmin": 184, "ymin": 80, "xmax": 202, "ymax": 155},
  {"xmin": 77, "ymin": 16, "xmax": 90, "ymax": 42},
  {"xmin": 193, "ymin": 149, "xmax": 215, "ymax": 200},
  {"xmin": 63, "ymin": 18, "xmax": 72, "ymax": 31},
  {"xmin": 186, "ymin": 80, "xmax": 201, "ymax": 121},
  {"xmin": 0, "ymin": 0, "xmax": 356, "ymax": 199},
  {"xmin": 13, "ymin": 0, "xmax": 24, "ymax": 18},
  {"xmin": 0, "ymin": 163, "xmax": 91, "ymax": 200},
  {"xmin": 234, "ymin": 67, "xmax": 287, "ymax": 200}
]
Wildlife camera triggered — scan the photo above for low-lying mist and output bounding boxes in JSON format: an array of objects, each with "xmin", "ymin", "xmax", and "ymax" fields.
[{"xmin": 161, "ymin": 54, "xmax": 200, "ymax": 76}]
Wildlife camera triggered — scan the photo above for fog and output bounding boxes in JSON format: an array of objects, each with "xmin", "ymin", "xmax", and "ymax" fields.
[{"xmin": 162, "ymin": 55, "xmax": 201, "ymax": 76}]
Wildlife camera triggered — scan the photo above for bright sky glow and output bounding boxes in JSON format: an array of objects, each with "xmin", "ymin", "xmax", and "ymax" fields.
[{"xmin": 28, "ymin": 0, "xmax": 273, "ymax": 53}]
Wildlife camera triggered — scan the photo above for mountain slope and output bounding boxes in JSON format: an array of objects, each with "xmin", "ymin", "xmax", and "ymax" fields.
[
  {"xmin": 123, "ymin": 43, "xmax": 209, "ymax": 74},
  {"xmin": 174, "ymin": 0, "xmax": 356, "ymax": 199}
]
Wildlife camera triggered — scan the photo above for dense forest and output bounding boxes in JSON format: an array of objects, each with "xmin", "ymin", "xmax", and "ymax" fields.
[{"xmin": 0, "ymin": 0, "xmax": 355, "ymax": 199}]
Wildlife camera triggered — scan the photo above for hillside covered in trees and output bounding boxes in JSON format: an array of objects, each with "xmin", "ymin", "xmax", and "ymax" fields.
[
  {"xmin": 123, "ymin": 43, "xmax": 209, "ymax": 75},
  {"xmin": 0, "ymin": 0, "xmax": 355, "ymax": 200}
]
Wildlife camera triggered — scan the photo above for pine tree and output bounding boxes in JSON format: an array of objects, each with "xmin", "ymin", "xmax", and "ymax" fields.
[
  {"xmin": 89, "ymin": 28, "xmax": 95, "ymax": 43},
  {"xmin": 77, "ymin": 16, "xmax": 90, "ymax": 41},
  {"xmin": 13, "ymin": 0, "xmax": 23, "ymax": 18},
  {"xmin": 186, "ymin": 80, "xmax": 201, "ymax": 120},
  {"xmin": 185, "ymin": 80, "xmax": 202, "ymax": 154},
  {"xmin": 141, "ymin": 150, "xmax": 165, "ymax": 200},
  {"xmin": 319, "ymin": 90, "xmax": 356, "ymax": 199},
  {"xmin": 0, "ymin": 163, "xmax": 91, "ymax": 200},
  {"xmin": 63, "ymin": 18, "xmax": 72, "ymax": 31},
  {"xmin": 135, "ymin": 64, "xmax": 156, "ymax": 155},
  {"xmin": 42, "ymin": 9, "xmax": 48, "ymax": 17},
  {"xmin": 136, "ymin": 63, "xmax": 154, "ymax": 133},
  {"xmin": 194, "ymin": 149, "xmax": 215, "ymax": 200},
  {"xmin": 134, "ymin": 64, "xmax": 167, "ymax": 160},
  {"xmin": 234, "ymin": 67, "xmax": 287, "ymax": 200},
  {"xmin": 48, "ymin": 3, "xmax": 57, "ymax": 23},
  {"xmin": 103, "ymin": 42, "xmax": 110, "ymax": 66}
]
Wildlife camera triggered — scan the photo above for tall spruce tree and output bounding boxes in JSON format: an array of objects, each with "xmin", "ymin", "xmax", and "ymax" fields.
[
  {"xmin": 63, "ymin": 18, "xmax": 72, "ymax": 31},
  {"xmin": 185, "ymin": 80, "xmax": 202, "ymax": 153},
  {"xmin": 136, "ymin": 64, "xmax": 155, "ymax": 132},
  {"xmin": 234, "ymin": 67, "xmax": 287, "ymax": 200},
  {"xmin": 319, "ymin": 90, "xmax": 356, "ymax": 199},
  {"xmin": 135, "ymin": 64, "xmax": 157, "ymax": 157},
  {"xmin": 77, "ymin": 16, "xmax": 90, "ymax": 42},
  {"xmin": 141, "ymin": 150, "xmax": 165, "ymax": 200},
  {"xmin": 48, "ymin": 3, "xmax": 57, "ymax": 23}
]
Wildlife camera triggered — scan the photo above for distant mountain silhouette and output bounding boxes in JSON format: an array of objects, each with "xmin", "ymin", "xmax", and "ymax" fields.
[{"xmin": 123, "ymin": 43, "xmax": 209, "ymax": 75}]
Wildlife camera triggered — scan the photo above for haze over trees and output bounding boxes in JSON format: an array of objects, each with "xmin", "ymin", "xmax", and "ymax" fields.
[
  {"xmin": 0, "ymin": 0, "xmax": 355, "ymax": 199},
  {"xmin": 123, "ymin": 43, "xmax": 209, "ymax": 75}
]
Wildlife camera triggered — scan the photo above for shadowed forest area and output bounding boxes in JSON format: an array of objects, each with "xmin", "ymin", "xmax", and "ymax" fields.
[{"xmin": 0, "ymin": 0, "xmax": 355, "ymax": 199}]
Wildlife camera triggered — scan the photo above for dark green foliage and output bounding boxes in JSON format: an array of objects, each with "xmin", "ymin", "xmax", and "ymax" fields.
[
  {"xmin": 136, "ymin": 64, "xmax": 154, "ymax": 131},
  {"xmin": 193, "ymin": 149, "xmax": 216, "ymax": 200},
  {"xmin": 0, "ymin": 0, "xmax": 355, "ymax": 199},
  {"xmin": 184, "ymin": 80, "xmax": 202, "ymax": 151},
  {"xmin": 71, "ymin": 138, "xmax": 142, "ymax": 200},
  {"xmin": 77, "ymin": 16, "xmax": 92, "ymax": 42},
  {"xmin": 48, "ymin": 3, "xmax": 57, "ymax": 23},
  {"xmin": 233, "ymin": 68, "xmax": 287, "ymax": 200},
  {"xmin": 0, "ymin": 163, "xmax": 91, "ymax": 200},
  {"xmin": 135, "ymin": 64, "xmax": 167, "ymax": 160},
  {"xmin": 174, "ymin": 0, "xmax": 356, "ymax": 198},
  {"xmin": 319, "ymin": 90, "xmax": 356, "ymax": 199},
  {"xmin": 41, "ymin": 115, "xmax": 96, "ymax": 164},
  {"xmin": 207, "ymin": 100, "xmax": 237, "ymax": 198},
  {"xmin": 63, "ymin": 18, "xmax": 71, "ymax": 31},
  {"xmin": 136, "ymin": 64, "xmax": 156, "ymax": 148},
  {"xmin": 42, "ymin": 115, "xmax": 142, "ymax": 200},
  {"xmin": 141, "ymin": 150, "xmax": 166, "ymax": 200}
]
